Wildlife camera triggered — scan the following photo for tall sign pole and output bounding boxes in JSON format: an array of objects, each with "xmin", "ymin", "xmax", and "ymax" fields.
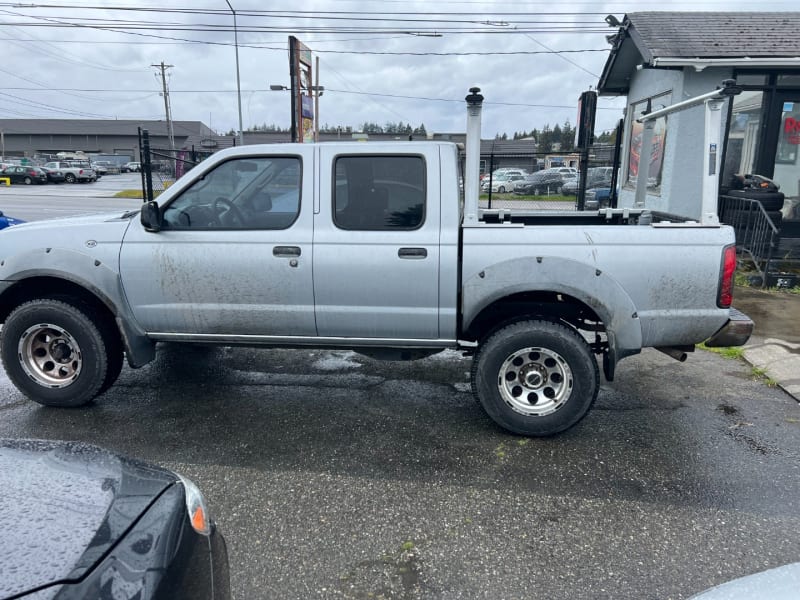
[
  {"xmin": 288, "ymin": 36, "xmax": 314, "ymax": 143},
  {"xmin": 224, "ymin": 0, "xmax": 244, "ymax": 146}
]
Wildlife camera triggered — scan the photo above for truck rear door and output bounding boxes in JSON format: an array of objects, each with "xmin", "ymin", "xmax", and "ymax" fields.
[{"xmin": 314, "ymin": 146, "xmax": 441, "ymax": 339}]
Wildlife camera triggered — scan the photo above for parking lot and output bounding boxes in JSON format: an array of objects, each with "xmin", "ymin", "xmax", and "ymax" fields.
[
  {"xmin": 0, "ymin": 172, "xmax": 143, "ymax": 220},
  {"xmin": 1, "ymin": 191, "xmax": 800, "ymax": 599}
]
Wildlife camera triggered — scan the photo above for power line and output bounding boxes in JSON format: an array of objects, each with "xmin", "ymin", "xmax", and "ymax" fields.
[{"xmin": 0, "ymin": 86, "xmax": 626, "ymax": 110}]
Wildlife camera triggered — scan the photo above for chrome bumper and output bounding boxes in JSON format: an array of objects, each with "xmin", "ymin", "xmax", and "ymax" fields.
[{"xmin": 704, "ymin": 308, "xmax": 754, "ymax": 348}]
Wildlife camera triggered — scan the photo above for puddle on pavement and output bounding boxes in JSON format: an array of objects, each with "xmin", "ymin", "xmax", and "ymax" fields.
[{"xmin": 733, "ymin": 287, "xmax": 800, "ymax": 343}]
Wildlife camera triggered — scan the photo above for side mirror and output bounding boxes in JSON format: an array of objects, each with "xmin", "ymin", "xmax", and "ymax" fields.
[{"xmin": 140, "ymin": 201, "xmax": 162, "ymax": 232}]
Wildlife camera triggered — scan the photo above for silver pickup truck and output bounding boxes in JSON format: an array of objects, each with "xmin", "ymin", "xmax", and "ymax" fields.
[
  {"xmin": 43, "ymin": 161, "xmax": 97, "ymax": 183},
  {"xmin": 0, "ymin": 91, "xmax": 752, "ymax": 436}
]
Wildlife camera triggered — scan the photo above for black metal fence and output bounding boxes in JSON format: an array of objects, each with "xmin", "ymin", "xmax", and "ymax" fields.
[
  {"xmin": 137, "ymin": 128, "xmax": 212, "ymax": 201},
  {"xmin": 718, "ymin": 194, "xmax": 781, "ymax": 282}
]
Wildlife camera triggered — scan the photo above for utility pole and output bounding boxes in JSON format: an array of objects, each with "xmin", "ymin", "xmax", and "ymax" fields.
[
  {"xmin": 224, "ymin": 0, "xmax": 244, "ymax": 146},
  {"xmin": 152, "ymin": 61, "xmax": 176, "ymax": 174}
]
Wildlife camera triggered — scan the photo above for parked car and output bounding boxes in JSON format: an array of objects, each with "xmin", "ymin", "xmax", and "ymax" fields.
[
  {"xmin": 91, "ymin": 161, "xmax": 108, "ymax": 176},
  {"xmin": 551, "ymin": 166, "xmax": 578, "ymax": 176},
  {"xmin": 481, "ymin": 173, "xmax": 526, "ymax": 193},
  {"xmin": 40, "ymin": 165, "xmax": 66, "ymax": 183},
  {"xmin": 584, "ymin": 186, "xmax": 614, "ymax": 210},
  {"xmin": 0, "ymin": 438, "xmax": 231, "ymax": 600},
  {"xmin": 94, "ymin": 160, "xmax": 122, "ymax": 175},
  {"xmin": 124, "ymin": 161, "xmax": 142, "ymax": 173},
  {"xmin": 562, "ymin": 167, "xmax": 614, "ymax": 196},
  {"xmin": 514, "ymin": 169, "xmax": 571, "ymax": 195},
  {"xmin": 0, "ymin": 210, "xmax": 25, "ymax": 230},
  {"xmin": 68, "ymin": 160, "xmax": 100, "ymax": 180},
  {"xmin": 480, "ymin": 168, "xmax": 528, "ymax": 183},
  {"xmin": 1, "ymin": 165, "xmax": 48, "ymax": 185},
  {"xmin": 43, "ymin": 161, "xmax": 96, "ymax": 183}
]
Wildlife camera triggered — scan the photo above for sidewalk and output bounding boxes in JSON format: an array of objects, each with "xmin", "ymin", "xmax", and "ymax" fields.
[{"xmin": 733, "ymin": 287, "xmax": 800, "ymax": 400}]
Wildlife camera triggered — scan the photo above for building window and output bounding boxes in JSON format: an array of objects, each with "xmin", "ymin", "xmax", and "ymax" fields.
[
  {"xmin": 333, "ymin": 155, "xmax": 425, "ymax": 230},
  {"xmin": 721, "ymin": 91, "xmax": 766, "ymax": 187},
  {"xmin": 625, "ymin": 91, "xmax": 670, "ymax": 193},
  {"xmin": 777, "ymin": 74, "xmax": 800, "ymax": 88},
  {"xmin": 776, "ymin": 103, "xmax": 800, "ymax": 165},
  {"xmin": 736, "ymin": 73, "xmax": 769, "ymax": 86}
]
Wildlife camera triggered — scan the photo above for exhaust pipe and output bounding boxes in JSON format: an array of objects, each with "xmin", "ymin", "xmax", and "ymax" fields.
[
  {"xmin": 463, "ymin": 87, "xmax": 483, "ymax": 226},
  {"xmin": 655, "ymin": 346, "xmax": 692, "ymax": 362}
]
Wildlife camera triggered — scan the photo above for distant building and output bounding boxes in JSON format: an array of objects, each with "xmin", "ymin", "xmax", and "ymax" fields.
[{"xmin": 0, "ymin": 119, "xmax": 215, "ymax": 161}]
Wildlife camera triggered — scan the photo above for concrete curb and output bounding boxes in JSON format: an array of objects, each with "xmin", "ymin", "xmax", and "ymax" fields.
[{"xmin": 743, "ymin": 338, "xmax": 800, "ymax": 401}]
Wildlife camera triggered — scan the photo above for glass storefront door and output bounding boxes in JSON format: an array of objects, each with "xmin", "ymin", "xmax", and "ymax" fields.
[{"xmin": 773, "ymin": 93, "xmax": 800, "ymax": 223}]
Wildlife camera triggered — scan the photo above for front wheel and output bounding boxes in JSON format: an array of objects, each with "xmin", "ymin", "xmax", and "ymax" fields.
[
  {"xmin": 23, "ymin": 177, "xmax": 32, "ymax": 185},
  {"xmin": 471, "ymin": 320, "xmax": 599, "ymax": 436},
  {"xmin": 0, "ymin": 299, "xmax": 120, "ymax": 407}
]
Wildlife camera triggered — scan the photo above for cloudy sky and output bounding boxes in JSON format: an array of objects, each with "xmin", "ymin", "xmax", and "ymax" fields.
[{"xmin": 0, "ymin": 0, "xmax": 796, "ymax": 138}]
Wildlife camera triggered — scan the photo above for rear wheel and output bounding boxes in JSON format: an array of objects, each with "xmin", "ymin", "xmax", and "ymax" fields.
[
  {"xmin": 65, "ymin": 173, "xmax": 76, "ymax": 183},
  {"xmin": 471, "ymin": 320, "xmax": 599, "ymax": 436},
  {"xmin": 0, "ymin": 299, "xmax": 120, "ymax": 407}
]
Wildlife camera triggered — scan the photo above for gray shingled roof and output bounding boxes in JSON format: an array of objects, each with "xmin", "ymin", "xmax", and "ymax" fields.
[
  {"xmin": 628, "ymin": 12, "xmax": 800, "ymax": 60},
  {"xmin": 598, "ymin": 11, "xmax": 800, "ymax": 94}
]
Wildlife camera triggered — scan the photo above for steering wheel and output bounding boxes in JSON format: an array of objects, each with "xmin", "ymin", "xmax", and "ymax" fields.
[{"xmin": 213, "ymin": 197, "xmax": 245, "ymax": 227}]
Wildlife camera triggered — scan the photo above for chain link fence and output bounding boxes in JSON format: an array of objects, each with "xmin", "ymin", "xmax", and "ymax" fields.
[{"xmin": 138, "ymin": 128, "xmax": 212, "ymax": 200}]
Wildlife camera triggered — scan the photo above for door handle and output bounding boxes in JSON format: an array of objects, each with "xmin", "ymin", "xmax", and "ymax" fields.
[
  {"xmin": 398, "ymin": 247, "xmax": 427, "ymax": 259},
  {"xmin": 273, "ymin": 246, "xmax": 301, "ymax": 257}
]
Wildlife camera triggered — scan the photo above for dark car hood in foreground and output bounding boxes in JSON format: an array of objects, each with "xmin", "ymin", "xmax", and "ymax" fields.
[{"xmin": 0, "ymin": 439, "xmax": 177, "ymax": 598}]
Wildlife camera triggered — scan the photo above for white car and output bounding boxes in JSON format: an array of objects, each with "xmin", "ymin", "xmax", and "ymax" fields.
[
  {"xmin": 480, "ymin": 168, "xmax": 528, "ymax": 183},
  {"xmin": 481, "ymin": 173, "xmax": 526, "ymax": 193}
]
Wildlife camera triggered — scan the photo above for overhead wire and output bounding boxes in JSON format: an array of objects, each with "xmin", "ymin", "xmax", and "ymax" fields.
[{"xmin": 0, "ymin": 2, "xmax": 632, "ymax": 132}]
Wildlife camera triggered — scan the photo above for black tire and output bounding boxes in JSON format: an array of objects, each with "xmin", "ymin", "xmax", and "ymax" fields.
[
  {"xmin": 726, "ymin": 189, "xmax": 785, "ymax": 211},
  {"xmin": 65, "ymin": 173, "xmax": 76, "ymax": 183},
  {"xmin": 471, "ymin": 320, "xmax": 599, "ymax": 436},
  {"xmin": 23, "ymin": 177, "xmax": 32, "ymax": 185},
  {"xmin": 95, "ymin": 319, "xmax": 124, "ymax": 396},
  {"xmin": 498, "ymin": 186, "xmax": 506, "ymax": 193},
  {"xmin": 0, "ymin": 299, "xmax": 113, "ymax": 407}
]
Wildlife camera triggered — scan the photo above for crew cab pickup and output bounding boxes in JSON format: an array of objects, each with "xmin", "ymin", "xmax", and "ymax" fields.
[
  {"xmin": 43, "ymin": 161, "xmax": 96, "ymax": 183},
  {"xmin": 0, "ymin": 91, "xmax": 752, "ymax": 436}
]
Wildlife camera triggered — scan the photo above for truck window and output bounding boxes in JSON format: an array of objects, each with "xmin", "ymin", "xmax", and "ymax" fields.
[
  {"xmin": 162, "ymin": 156, "xmax": 301, "ymax": 230},
  {"xmin": 333, "ymin": 155, "xmax": 425, "ymax": 230}
]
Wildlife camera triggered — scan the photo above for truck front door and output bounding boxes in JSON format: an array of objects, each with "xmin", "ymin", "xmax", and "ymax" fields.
[
  {"xmin": 119, "ymin": 151, "xmax": 316, "ymax": 338},
  {"xmin": 314, "ymin": 148, "xmax": 442, "ymax": 339}
]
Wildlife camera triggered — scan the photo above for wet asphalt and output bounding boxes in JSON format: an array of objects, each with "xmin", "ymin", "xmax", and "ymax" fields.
[{"xmin": 1, "ymin": 344, "xmax": 799, "ymax": 599}]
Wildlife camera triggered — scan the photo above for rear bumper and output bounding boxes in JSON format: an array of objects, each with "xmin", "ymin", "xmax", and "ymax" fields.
[{"xmin": 704, "ymin": 307, "xmax": 754, "ymax": 347}]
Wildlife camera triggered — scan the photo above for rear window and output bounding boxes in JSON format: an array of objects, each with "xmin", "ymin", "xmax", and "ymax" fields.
[{"xmin": 333, "ymin": 155, "xmax": 425, "ymax": 230}]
